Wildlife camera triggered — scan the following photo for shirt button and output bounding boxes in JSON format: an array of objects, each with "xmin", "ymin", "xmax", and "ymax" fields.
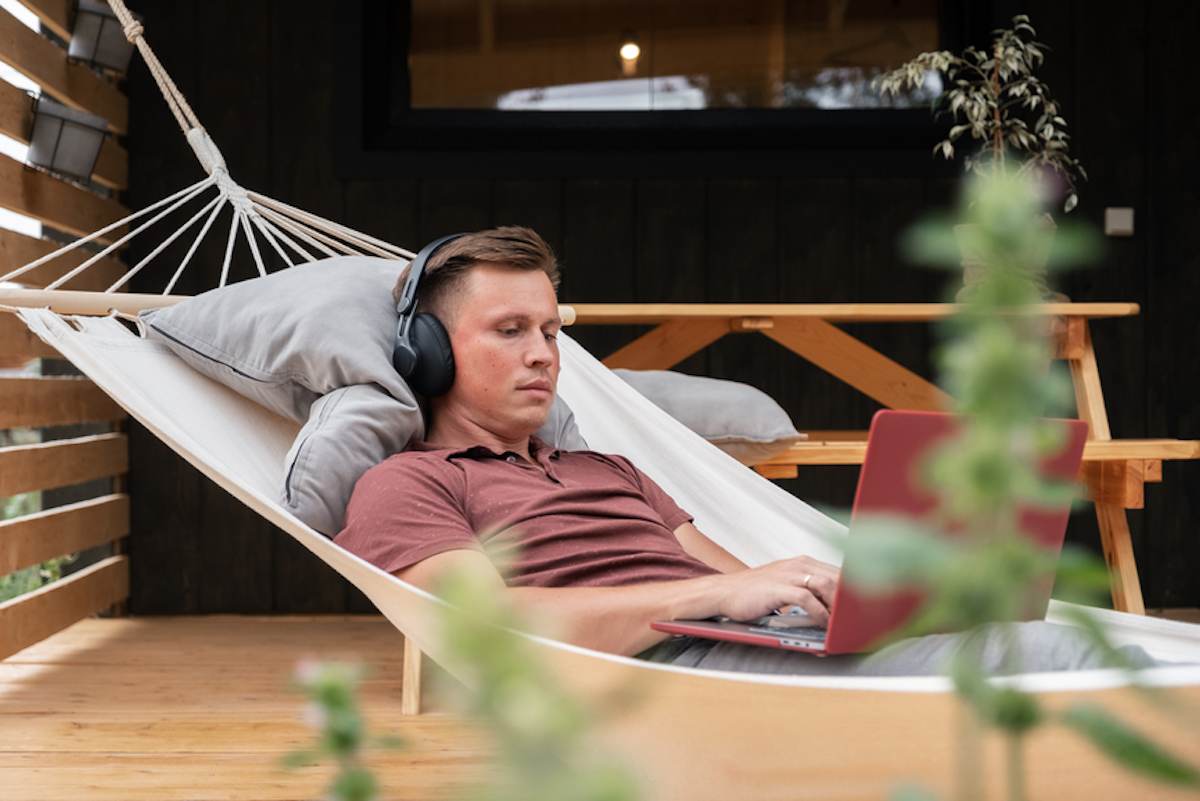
[{"xmin": 506, "ymin": 455, "xmax": 516, "ymax": 463}]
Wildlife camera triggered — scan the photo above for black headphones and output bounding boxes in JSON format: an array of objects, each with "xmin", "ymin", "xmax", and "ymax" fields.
[{"xmin": 392, "ymin": 234, "xmax": 464, "ymax": 397}]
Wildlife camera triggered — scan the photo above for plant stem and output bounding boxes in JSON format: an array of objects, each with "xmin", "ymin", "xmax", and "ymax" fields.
[
  {"xmin": 992, "ymin": 42, "xmax": 1004, "ymax": 167},
  {"xmin": 1007, "ymin": 732, "xmax": 1026, "ymax": 801},
  {"xmin": 955, "ymin": 701, "xmax": 985, "ymax": 801}
]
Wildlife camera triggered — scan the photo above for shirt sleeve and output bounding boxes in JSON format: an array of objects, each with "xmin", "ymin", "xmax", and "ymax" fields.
[
  {"xmin": 332, "ymin": 455, "xmax": 483, "ymax": 576},
  {"xmin": 611, "ymin": 455, "xmax": 694, "ymax": 531}
]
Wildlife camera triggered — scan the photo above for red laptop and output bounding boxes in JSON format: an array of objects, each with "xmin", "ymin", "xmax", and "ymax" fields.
[{"xmin": 651, "ymin": 410, "xmax": 1089, "ymax": 656}]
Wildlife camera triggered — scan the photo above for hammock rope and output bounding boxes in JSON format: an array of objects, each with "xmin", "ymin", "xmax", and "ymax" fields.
[{"xmin": 0, "ymin": 0, "xmax": 416, "ymax": 297}]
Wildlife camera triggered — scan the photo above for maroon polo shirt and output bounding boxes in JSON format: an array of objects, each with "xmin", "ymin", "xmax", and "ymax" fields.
[{"xmin": 333, "ymin": 437, "xmax": 719, "ymax": 588}]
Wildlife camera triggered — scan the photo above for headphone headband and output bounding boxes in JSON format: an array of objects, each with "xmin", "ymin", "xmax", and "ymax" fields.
[{"xmin": 393, "ymin": 233, "xmax": 465, "ymax": 395}]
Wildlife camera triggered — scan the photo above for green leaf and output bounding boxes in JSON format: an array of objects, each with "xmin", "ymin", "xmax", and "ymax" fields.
[
  {"xmin": 1061, "ymin": 704, "xmax": 1200, "ymax": 785},
  {"xmin": 277, "ymin": 749, "xmax": 319, "ymax": 770}
]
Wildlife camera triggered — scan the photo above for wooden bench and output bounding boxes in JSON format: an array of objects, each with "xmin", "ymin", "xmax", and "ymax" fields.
[{"xmin": 571, "ymin": 303, "xmax": 1200, "ymax": 616}]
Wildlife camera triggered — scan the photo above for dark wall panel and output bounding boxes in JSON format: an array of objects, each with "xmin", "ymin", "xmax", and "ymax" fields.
[{"xmin": 124, "ymin": 1, "xmax": 1200, "ymax": 612}]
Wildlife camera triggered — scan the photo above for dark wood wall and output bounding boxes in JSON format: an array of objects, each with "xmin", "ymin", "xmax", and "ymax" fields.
[{"xmin": 124, "ymin": 1, "xmax": 1200, "ymax": 614}]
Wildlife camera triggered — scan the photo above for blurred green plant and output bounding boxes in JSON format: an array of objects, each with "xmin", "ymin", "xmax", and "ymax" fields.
[
  {"xmin": 839, "ymin": 168, "xmax": 1198, "ymax": 801},
  {"xmin": 433, "ymin": 567, "xmax": 643, "ymax": 801},
  {"xmin": 280, "ymin": 660, "xmax": 407, "ymax": 801}
]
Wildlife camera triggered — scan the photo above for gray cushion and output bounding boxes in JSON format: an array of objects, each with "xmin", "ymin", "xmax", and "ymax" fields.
[
  {"xmin": 613, "ymin": 368, "xmax": 805, "ymax": 464},
  {"xmin": 140, "ymin": 255, "xmax": 586, "ymax": 534}
]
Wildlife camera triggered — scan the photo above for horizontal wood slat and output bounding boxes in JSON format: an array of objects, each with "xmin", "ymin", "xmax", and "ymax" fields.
[
  {"xmin": 0, "ymin": 554, "xmax": 128, "ymax": 661},
  {"xmin": 0, "ymin": 376, "xmax": 124, "ymax": 428},
  {"xmin": 756, "ymin": 438, "xmax": 1200, "ymax": 467},
  {"xmin": 0, "ymin": 493, "xmax": 129, "ymax": 575},
  {"xmin": 0, "ymin": 433, "xmax": 127, "ymax": 496},
  {"xmin": 0, "ymin": 78, "xmax": 128, "ymax": 189},
  {"xmin": 0, "ymin": 8, "xmax": 127, "ymax": 132},
  {"xmin": 0, "ymin": 154, "xmax": 127, "ymax": 242},
  {"xmin": 571, "ymin": 302, "xmax": 1142, "ymax": 324},
  {"xmin": 0, "ymin": 229, "xmax": 126, "ymax": 290},
  {"xmin": 0, "ymin": 310, "xmax": 58, "ymax": 365},
  {"xmin": 18, "ymin": 0, "xmax": 71, "ymax": 42}
]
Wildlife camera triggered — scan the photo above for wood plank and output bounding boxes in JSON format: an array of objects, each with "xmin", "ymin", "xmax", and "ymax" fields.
[
  {"xmin": 0, "ymin": 9, "xmax": 128, "ymax": 132},
  {"xmin": 0, "ymin": 78, "xmax": 128, "ymax": 189},
  {"xmin": 0, "ymin": 310, "xmax": 58, "ymax": 366},
  {"xmin": 1095, "ymin": 503, "xmax": 1146, "ymax": 614},
  {"xmin": 0, "ymin": 287, "xmax": 184, "ymax": 314},
  {"xmin": 0, "ymin": 493, "xmax": 129, "ymax": 575},
  {"xmin": 17, "ymin": 0, "xmax": 71, "ymax": 41},
  {"xmin": 601, "ymin": 318, "xmax": 728, "ymax": 370},
  {"xmin": 758, "ymin": 438, "xmax": 1200, "ymax": 466},
  {"xmin": 764, "ymin": 317, "xmax": 953, "ymax": 411},
  {"xmin": 1083, "ymin": 460, "xmax": 1145, "ymax": 509},
  {"xmin": 401, "ymin": 636, "xmax": 423, "ymax": 715},
  {"xmin": 1054, "ymin": 316, "xmax": 1086, "ymax": 360},
  {"xmin": 0, "ymin": 554, "xmax": 127, "ymax": 660},
  {"xmin": 1070, "ymin": 323, "xmax": 1111, "ymax": 439},
  {"xmin": 0, "ymin": 229, "xmax": 126, "ymax": 291},
  {"xmin": 571, "ymin": 302, "xmax": 1141, "ymax": 323},
  {"xmin": 0, "ymin": 154, "xmax": 128, "ymax": 242},
  {"xmin": 0, "ymin": 432, "xmax": 126, "ymax": 496},
  {"xmin": 0, "ymin": 376, "xmax": 124, "ymax": 428}
]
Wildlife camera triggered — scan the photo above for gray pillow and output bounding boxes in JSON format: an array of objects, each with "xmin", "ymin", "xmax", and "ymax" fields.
[
  {"xmin": 140, "ymin": 255, "xmax": 586, "ymax": 534},
  {"xmin": 613, "ymin": 368, "xmax": 805, "ymax": 464}
]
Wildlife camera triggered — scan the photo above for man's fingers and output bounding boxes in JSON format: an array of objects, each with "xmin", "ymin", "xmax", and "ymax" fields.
[
  {"xmin": 787, "ymin": 589, "xmax": 829, "ymax": 626},
  {"xmin": 805, "ymin": 574, "xmax": 838, "ymax": 607}
]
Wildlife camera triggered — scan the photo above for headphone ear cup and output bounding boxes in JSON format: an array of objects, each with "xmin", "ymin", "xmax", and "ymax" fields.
[{"xmin": 407, "ymin": 313, "xmax": 455, "ymax": 397}]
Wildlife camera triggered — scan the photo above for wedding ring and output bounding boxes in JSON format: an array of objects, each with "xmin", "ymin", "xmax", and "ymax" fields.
[{"xmin": 803, "ymin": 574, "xmax": 813, "ymax": 589}]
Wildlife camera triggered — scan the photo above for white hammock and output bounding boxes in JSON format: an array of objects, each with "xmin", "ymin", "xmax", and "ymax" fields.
[{"xmin": 1, "ymin": 3, "xmax": 1198, "ymax": 797}]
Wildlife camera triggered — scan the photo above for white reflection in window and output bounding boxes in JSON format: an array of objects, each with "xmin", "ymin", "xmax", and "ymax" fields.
[{"xmin": 498, "ymin": 76, "xmax": 706, "ymax": 111}]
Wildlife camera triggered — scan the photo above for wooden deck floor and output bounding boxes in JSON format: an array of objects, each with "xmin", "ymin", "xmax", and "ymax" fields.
[{"xmin": 0, "ymin": 615, "xmax": 489, "ymax": 801}]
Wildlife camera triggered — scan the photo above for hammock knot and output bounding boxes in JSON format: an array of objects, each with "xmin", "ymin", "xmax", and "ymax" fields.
[
  {"xmin": 121, "ymin": 20, "xmax": 144, "ymax": 42},
  {"xmin": 186, "ymin": 127, "xmax": 228, "ymax": 178}
]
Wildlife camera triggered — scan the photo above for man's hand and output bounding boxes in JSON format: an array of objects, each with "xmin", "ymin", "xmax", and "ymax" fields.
[{"xmin": 708, "ymin": 556, "xmax": 840, "ymax": 626}]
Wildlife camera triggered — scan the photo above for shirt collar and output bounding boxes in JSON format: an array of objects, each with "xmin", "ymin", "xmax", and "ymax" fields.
[{"xmin": 410, "ymin": 435, "xmax": 560, "ymax": 463}]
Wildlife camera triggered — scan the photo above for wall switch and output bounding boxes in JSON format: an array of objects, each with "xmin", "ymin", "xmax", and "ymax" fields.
[{"xmin": 1104, "ymin": 207, "xmax": 1135, "ymax": 236}]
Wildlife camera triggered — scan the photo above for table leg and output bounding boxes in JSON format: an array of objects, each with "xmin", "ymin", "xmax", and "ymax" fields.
[
  {"xmin": 1069, "ymin": 321, "xmax": 1146, "ymax": 614},
  {"xmin": 602, "ymin": 319, "xmax": 728, "ymax": 371},
  {"xmin": 401, "ymin": 635, "xmax": 423, "ymax": 715},
  {"xmin": 764, "ymin": 318, "xmax": 951, "ymax": 411}
]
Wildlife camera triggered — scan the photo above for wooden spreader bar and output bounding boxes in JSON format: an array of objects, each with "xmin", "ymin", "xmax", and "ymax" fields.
[{"xmin": 575, "ymin": 302, "xmax": 1198, "ymax": 616}]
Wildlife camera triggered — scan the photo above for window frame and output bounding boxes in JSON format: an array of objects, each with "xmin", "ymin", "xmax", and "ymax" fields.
[{"xmin": 335, "ymin": 0, "xmax": 989, "ymax": 178}]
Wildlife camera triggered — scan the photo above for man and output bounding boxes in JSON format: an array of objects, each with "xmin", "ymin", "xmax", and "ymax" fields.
[{"xmin": 334, "ymin": 227, "xmax": 1153, "ymax": 676}]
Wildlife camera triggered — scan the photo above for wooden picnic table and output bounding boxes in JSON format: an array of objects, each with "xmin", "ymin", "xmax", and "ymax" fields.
[{"xmin": 569, "ymin": 302, "xmax": 1199, "ymax": 616}]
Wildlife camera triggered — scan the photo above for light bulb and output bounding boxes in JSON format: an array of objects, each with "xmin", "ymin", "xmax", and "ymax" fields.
[{"xmin": 619, "ymin": 41, "xmax": 640, "ymax": 61}]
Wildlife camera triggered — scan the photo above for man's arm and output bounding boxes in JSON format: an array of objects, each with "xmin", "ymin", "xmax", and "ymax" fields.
[
  {"xmin": 673, "ymin": 521, "xmax": 749, "ymax": 574},
  {"xmin": 396, "ymin": 547, "xmax": 838, "ymax": 657}
]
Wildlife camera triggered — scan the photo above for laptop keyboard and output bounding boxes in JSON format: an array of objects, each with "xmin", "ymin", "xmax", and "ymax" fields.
[{"xmin": 748, "ymin": 615, "xmax": 827, "ymax": 641}]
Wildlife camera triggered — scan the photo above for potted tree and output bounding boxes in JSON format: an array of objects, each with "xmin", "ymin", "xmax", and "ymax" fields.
[{"xmin": 875, "ymin": 15, "xmax": 1086, "ymax": 300}]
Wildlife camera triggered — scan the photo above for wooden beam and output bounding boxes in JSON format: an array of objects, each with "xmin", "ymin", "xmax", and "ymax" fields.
[
  {"xmin": 1069, "ymin": 323, "xmax": 1110, "ymax": 439},
  {"xmin": 1094, "ymin": 504, "xmax": 1145, "ymax": 614},
  {"xmin": 0, "ymin": 154, "xmax": 127, "ymax": 242},
  {"xmin": 0, "ymin": 78, "xmax": 128, "ymax": 189},
  {"xmin": 0, "ymin": 310, "xmax": 59, "ymax": 366},
  {"xmin": 601, "ymin": 318, "xmax": 728, "ymax": 370},
  {"xmin": 0, "ymin": 8, "xmax": 128, "ymax": 132},
  {"xmin": 756, "ymin": 438, "xmax": 1200, "ymax": 467},
  {"xmin": 570, "ymin": 302, "xmax": 1141, "ymax": 324},
  {"xmin": 0, "ymin": 433, "xmax": 127, "ymax": 496},
  {"xmin": 17, "ymin": 0, "xmax": 72, "ymax": 42},
  {"xmin": 0, "ymin": 376, "xmax": 124, "ymax": 428},
  {"xmin": 0, "ymin": 287, "xmax": 184, "ymax": 315},
  {"xmin": 0, "ymin": 229, "xmax": 126, "ymax": 290},
  {"xmin": 1053, "ymin": 317, "xmax": 1085, "ymax": 360},
  {"xmin": 753, "ymin": 464, "xmax": 798, "ymax": 480},
  {"xmin": 401, "ymin": 636, "xmax": 423, "ymax": 716},
  {"xmin": 765, "ymin": 317, "xmax": 953, "ymax": 411},
  {"xmin": 0, "ymin": 554, "xmax": 128, "ymax": 661},
  {"xmin": 1082, "ymin": 460, "xmax": 1145, "ymax": 510},
  {"xmin": 0, "ymin": 493, "xmax": 129, "ymax": 575}
]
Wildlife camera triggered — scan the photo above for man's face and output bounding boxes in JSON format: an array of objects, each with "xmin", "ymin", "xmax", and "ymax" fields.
[{"xmin": 439, "ymin": 263, "xmax": 561, "ymax": 438}]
